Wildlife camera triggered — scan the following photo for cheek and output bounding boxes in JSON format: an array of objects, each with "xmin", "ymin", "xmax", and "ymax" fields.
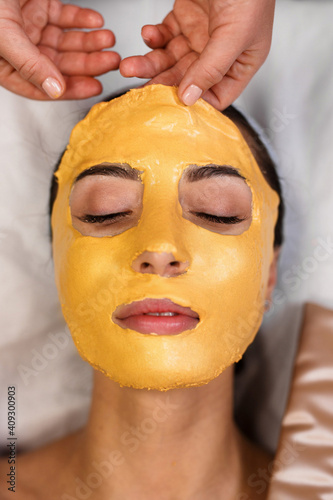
[
  {"xmin": 201, "ymin": 243, "xmax": 266, "ymax": 350},
  {"xmin": 209, "ymin": 248, "xmax": 263, "ymax": 303},
  {"xmin": 185, "ymin": 227, "xmax": 266, "ymax": 316}
]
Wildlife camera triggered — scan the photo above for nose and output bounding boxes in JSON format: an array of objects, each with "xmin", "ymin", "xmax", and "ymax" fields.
[{"xmin": 132, "ymin": 251, "xmax": 188, "ymax": 277}]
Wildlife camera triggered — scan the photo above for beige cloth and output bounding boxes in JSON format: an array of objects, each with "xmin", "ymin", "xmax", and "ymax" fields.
[{"xmin": 268, "ymin": 304, "xmax": 333, "ymax": 498}]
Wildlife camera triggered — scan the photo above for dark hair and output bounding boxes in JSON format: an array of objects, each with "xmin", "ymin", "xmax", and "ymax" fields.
[
  {"xmin": 50, "ymin": 98, "xmax": 284, "ymax": 247},
  {"xmin": 223, "ymin": 106, "xmax": 284, "ymax": 247}
]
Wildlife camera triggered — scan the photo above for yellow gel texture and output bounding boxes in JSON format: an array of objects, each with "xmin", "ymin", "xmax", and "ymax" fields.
[{"xmin": 52, "ymin": 85, "xmax": 279, "ymax": 391}]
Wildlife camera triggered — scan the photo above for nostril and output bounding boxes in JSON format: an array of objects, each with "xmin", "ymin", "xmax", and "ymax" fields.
[{"xmin": 132, "ymin": 252, "xmax": 189, "ymax": 277}]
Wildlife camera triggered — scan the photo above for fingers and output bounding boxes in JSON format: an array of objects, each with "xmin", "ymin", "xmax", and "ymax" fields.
[
  {"xmin": 0, "ymin": 1, "xmax": 117, "ymax": 100},
  {"xmin": 0, "ymin": 59, "xmax": 103, "ymax": 100},
  {"xmin": 202, "ymin": 69, "xmax": 256, "ymax": 110},
  {"xmin": 141, "ymin": 23, "xmax": 173, "ymax": 49},
  {"xmin": 0, "ymin": 19, "xmax": 66, "ymax": 98},
  {"xmin": 120, "ymin": 49, "xmax": 176, "ymax": 79},
  {"xmin": 120, "ymin": 11, "xmax": 184, "ymax": 79},
  {"xmin": 22, "ymin": 2, "xmax": 104, "ymax": 45},
  {"xmin": 40, "ymin": 46, "xmax": 121, "ymax": 77},
  {"xmin": 120, "ymin": 53, "xmax": 168, "ymax": 79},
  {"xmin": 177, "ymin": 31, "xmax": 240, "ymax": 106},
  {"xmin": 120, "ymin": 35, "xmax": 190, "ymax": 79},
  {"xmin": 168, "ymin": 0, "xmax": 275, "ymax": 108},
  {"xmin": 61, "ymin": 75, "xmax": 103, "ymax": 100},
  {"xmin": 141, "ymin": 11, "xmax": 181, "ymax": 48},
  {"xmin": 40, "ymin": 26, "xmax": 116, "ymax": 52},
  {"xmin": 145, "ymin": 51, "xmax": 198, "ymax": 87},
  {"xmin": 178, "ymin": 27, "xmax": 268, "ymax": 109},
  {"xmin": 188, "ymin": 51, "xmax": 262, "ymax": 110},
  {"xmin": 48, "ymin": 4, "xmax": 104, "ymax": 29}
]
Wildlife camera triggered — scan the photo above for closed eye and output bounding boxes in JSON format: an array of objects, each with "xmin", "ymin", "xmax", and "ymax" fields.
[
  {"xmin": 78, "ymin": 211, "xmax": 133, "ymax": 224},
  {"xmin": 191, "ymin": 212, "xmax": 246, "ymax": 224}
]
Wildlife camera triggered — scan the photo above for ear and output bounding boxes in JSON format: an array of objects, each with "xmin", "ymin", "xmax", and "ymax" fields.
[{"xmin": 265, "ymin": 248, "xmax": 280, "ymax": 303}]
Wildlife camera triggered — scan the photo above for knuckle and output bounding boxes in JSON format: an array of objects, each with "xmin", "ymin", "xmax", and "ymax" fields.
[
  {"xmin": 18, "ymin": 56, "xmax": 40, "ymax": 81},
  {"xmin": 31, "ymin": 11, "xmax": 48, "ymax": 29},
  {"xmin": 200, "ymin": 63, "xmax": 223, "ymax": 86}
]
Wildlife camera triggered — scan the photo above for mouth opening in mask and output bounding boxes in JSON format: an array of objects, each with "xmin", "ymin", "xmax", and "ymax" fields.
[{"xmin": 113, "ymin": 298, "xmax": 200, "ymax": 335}]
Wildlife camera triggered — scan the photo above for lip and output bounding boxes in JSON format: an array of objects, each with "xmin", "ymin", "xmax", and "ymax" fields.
[{"xmin": 113, "ymin": 298, "xmax": 200, "ymax": 335}]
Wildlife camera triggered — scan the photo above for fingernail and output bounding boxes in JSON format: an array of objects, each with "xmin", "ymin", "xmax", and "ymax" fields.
[
  {"xmin": 42, "ymin": 77, "xmax": 63, "ymax": 99},
  {"xmin": 182, "ymin": 85, "xmax": 202, "ymax": 106}
]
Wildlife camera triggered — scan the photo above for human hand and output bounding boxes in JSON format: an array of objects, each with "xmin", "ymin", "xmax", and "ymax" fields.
[
  {"xmin": 120, "ymin": 0, "xmax": 275, "ymax": 110},
  {"xmin": 0, "ymin": 0, "xmax": 121, "ymax": 100}
]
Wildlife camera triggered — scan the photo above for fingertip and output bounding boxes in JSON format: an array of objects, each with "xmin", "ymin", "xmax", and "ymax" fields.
[
  {"xmin": 65, "ymin": 77, "xmax": 103, "ymax": 99},
  {"xmin": 113, "ymin": 52, "xmax": 122, "ymax": 67},
  {"xmin": 141, "ymin": 24, "xmax": 169, "ymax": 48},
  {"xmin": 180, "ymin": 84, "xmax": 202, "ymax": 106},
  {"xmin": 42, "ymin": 77, "xmax": 65, "ymax": 99},
  {"xmin": 96, "ymin": 29, "xmax": 116, "ymax": 48},
  {"xmin": 88, "ymin": 51, "xmax": 121, "ymax": 76},
  {"xmin": 141, "ymin": 25, "xmax": 154, "ymax": 44},
  {"xmin": 82, "ymin": 9, "xmax": 104, "ymax": 28},
  {"xmin": 109, "ymin": 31, "xmax": 117, "ymax": 48},
  {"xmin": 141, "ymin": 25, "xmax": 150, "ymax": 38},
  {"xmin": 119, "ymin": 58, "xmax": 135, "ymax": 78},
  {"xmin": 86, "ymin": 81, "xmax": 103, "ymax": 98}
]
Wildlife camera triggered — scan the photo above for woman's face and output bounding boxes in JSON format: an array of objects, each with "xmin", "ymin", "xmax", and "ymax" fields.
[{"xmin": 52, "ymin": 85, "xmax": 279, "ymax": 391}]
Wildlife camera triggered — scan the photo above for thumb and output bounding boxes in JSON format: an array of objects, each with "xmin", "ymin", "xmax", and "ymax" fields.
[
  {"xmin": 0, "ymin": 21, "xmax": 65, "ymax": 98},
  {"xmin": 178, "ymin": 32, "xmax": 239, "ymax": 106}
]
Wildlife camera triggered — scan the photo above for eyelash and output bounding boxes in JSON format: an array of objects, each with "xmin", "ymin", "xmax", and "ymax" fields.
[
  {"xmin": 78, "ymin": 211, "xmax": 132, "ymax": 224},
  {"xmin": 192, "ymin": 212, "xmax": 246, "ymax": 224},
  {"xmin": 78, "ymin": 211, "xmax": 245, "ymax": 226}
]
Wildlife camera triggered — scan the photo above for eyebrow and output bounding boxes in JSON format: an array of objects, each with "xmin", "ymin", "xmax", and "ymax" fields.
[
  {"xmin": 74, "ymin": 163, "xmax": 141, "ymax": 183},
  {"xmin": 185, "ymin": 164, "xmax": 245, "ymax": 182}
]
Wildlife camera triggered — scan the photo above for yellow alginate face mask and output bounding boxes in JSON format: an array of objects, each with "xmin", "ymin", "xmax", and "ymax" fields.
[{"xmin": 52, "ymin": 85, "xmax": 279, "ymax": 391}]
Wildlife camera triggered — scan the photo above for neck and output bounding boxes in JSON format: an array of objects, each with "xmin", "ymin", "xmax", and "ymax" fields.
[{"xmin": 71, "ymin": 367, "xmax": 244, "ymax": 500}]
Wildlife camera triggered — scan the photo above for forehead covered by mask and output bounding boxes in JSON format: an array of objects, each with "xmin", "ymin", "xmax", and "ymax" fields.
[{"xmin": 52, "ymin": 84, "xmax": 279, "ymax": 391}]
